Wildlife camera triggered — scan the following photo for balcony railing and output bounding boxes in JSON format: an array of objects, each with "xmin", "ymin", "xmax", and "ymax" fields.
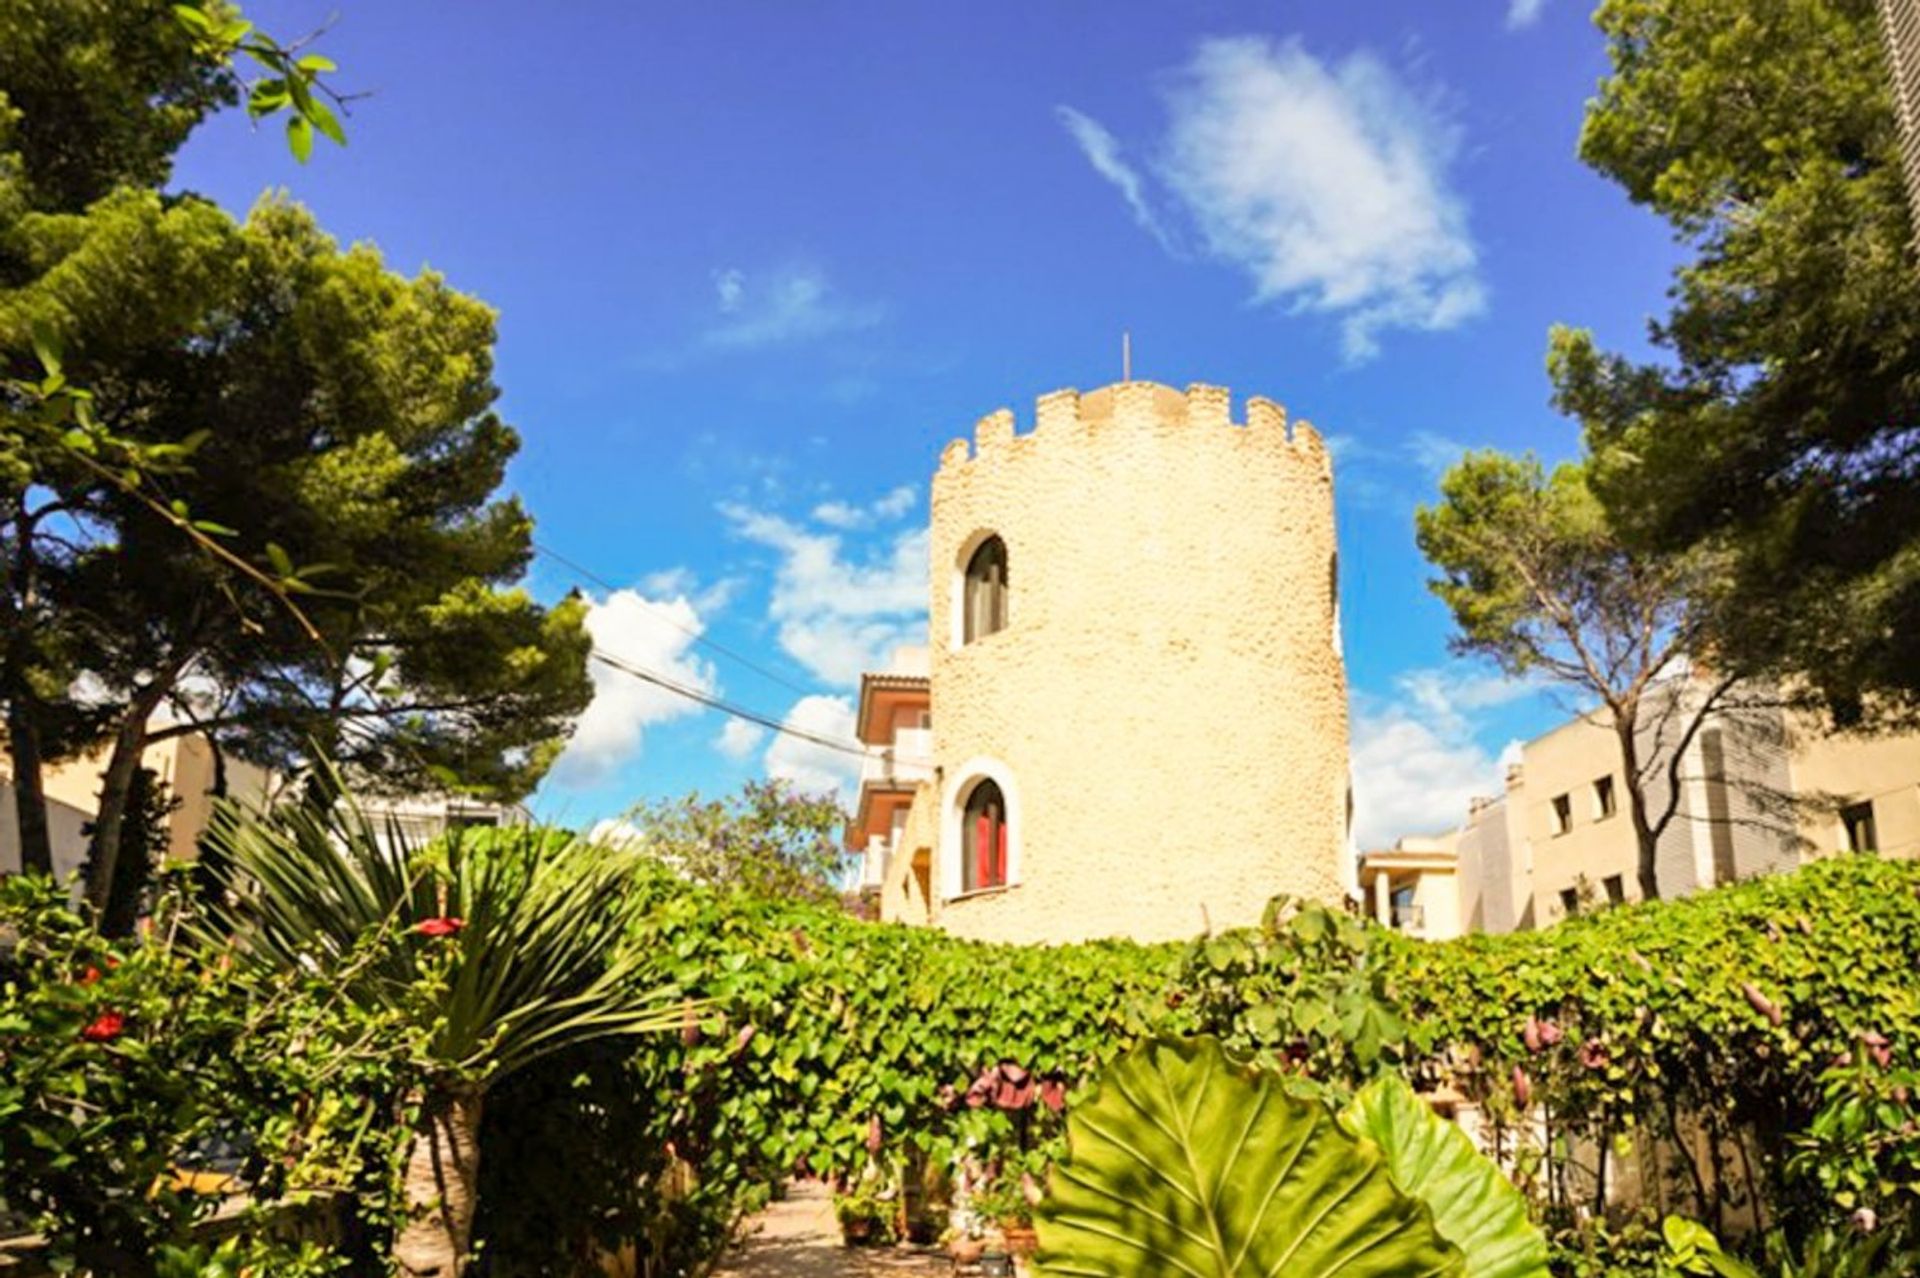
[{"xmin": 860, "ymin": 726, "xmax": 934, "ymax": 787}]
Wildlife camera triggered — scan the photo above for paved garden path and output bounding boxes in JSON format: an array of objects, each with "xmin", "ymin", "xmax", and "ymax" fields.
[{"xmin": 712, "ymin": 1181, "xmax": 951, "ymax": 1278}]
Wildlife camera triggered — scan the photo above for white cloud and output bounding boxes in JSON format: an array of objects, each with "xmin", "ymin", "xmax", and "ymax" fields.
[
  {"xmin": 811, "ymin": 484, "xmax": 918, "ymax": 530},
  {"xmin": 712, "ymin": 267, "xmax": 745, "ymax": 313},
  {"xmin": 702, "ymin": 265, "xmax": 882, "ymax": 350},
  {"xmin": 715, "ymin": 716, "xmax": 769, "ymax": 761},
  {"xmin": 1349, "ymin": 666, "xmax": 1536, "ymax": 847},
  {"xmin": 763, "ymin": 694, "xmax": 861, "ymax": 803},
  {"xmin": 548, "ymin": 588, "xmax": 717, "ymax": 787},
  {"xmin": 1068, "ymin": 36, "xmax": 1484, "ymax": 361},
  {"xmin": 1405, "ymin": 430, "xmax": 1469, "ymax": 477},
  {"xmin": 1506, "ymin": 0, "xmax": 1547, "ymax": 29},
  {"xmin": 587, "ymin": 817, "xmax": 647, "ymax": 850},
  {"xmin": 1055, "ymin": 106, "xmax": 1176, "ymax": 250},
  {"xmin": 721, "ymin": 503, "xmax": 927, "ymax": 686},
  {"xmin": 640, "ymin": 566, "xmax": 738, "ymax": 615}
]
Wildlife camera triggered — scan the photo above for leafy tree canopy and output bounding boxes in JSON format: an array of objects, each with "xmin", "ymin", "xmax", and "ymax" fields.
[
  {"xmin": 617, "ymin": 779, "xmax": 851, "ymax": 903},
  {"xmin": 1549, "ymin": 0, "xmax": 1920, "ymax": 723},
  {"xmin": 0, "ymin": 0, "xmax": 592, "ymax": 906}
]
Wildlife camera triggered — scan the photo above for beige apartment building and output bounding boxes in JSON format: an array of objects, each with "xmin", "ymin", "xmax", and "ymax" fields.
[
  {"xmin": 851, "ymin": 380, "xmax": 1353, "ymax": 946},
  {"xmin": 1, "ymin": 724, "xmax": 522, "ymax": 893},
  {"xmin": 1363, "ymin": 675, "xmax": 1920, "ymax": 939},
  {"xmin": 0, "ymin": 729, "xmax": 275, "ymax": 887}
]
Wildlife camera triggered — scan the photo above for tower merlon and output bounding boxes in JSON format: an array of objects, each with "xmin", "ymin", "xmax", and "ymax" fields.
[
  {"xmin": 1245, "ymin": 395, "xmax": 1288, "ymax": 434},
  {"xmin": 934, "ymin": 381, "xmax": 1331, "ymax": 480},
  {"xmin": 1185, "ymin": 383, "xmax": 1231, "ymax": 429},
  {"xmin": 974, "ymin": 408, "xmax": 1016, "ymax": 456}
]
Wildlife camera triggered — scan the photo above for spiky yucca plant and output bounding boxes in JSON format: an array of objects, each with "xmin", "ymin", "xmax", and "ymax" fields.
[{"xmin": 202, "ymin": 789, "xmax": 684, "ymax": 1277}]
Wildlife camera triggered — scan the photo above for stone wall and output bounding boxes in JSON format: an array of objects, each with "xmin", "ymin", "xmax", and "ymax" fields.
[{"xmin": 915, "ymin": 381, "xmax": 1349, "ymax": 945}]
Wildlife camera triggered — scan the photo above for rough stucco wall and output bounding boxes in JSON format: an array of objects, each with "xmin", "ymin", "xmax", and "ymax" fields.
[
  {"xmin": 879, "ymin": 781, "xmax": 938, "ymax": 926},
  {"xmin": 1459, "ymin": 797, "xmax": 1513, "ymax": 933},
  {"xmin": 1521, "ymin": 712, "xmax": 1646, "ymax": 919},
  {"xmin": 924, "ymin": 381, "xmax": 1349, "ymax": 945},
  {"xmin": 1788, "ymin": 714, "xmax": 1920, "ymax": 860}
]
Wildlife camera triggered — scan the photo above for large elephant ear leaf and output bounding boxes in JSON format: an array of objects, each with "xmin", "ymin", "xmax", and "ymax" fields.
[
  {"xmin": 1035, "ymin": 1036, "xmax": 1464, "ymax": 1277},
  {"xmin": 1339, "ymin": 1074, "xmax": 1550, "ymax": 1278}
]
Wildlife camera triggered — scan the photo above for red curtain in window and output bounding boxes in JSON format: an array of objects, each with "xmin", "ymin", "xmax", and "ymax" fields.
[
  {"xmin": 975, "ymin": 813, "xmax": 992, "ymax": 890},
  {"xmin": 995, "ymin": 817, "xmax": 1008, "ymax": 886}
]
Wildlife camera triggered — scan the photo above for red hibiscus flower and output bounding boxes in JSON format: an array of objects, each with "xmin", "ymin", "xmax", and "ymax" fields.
[
  {"xmin": 79, "ymin": 966, "xmax": 102, "ymax": 985},
  {"xmin": 413, "ymin": 917, "xmax": 465, "ymax": 938},
  {"xmin": 81, "ymin": 1012, "xmax": 125, "ymax": 1042}
]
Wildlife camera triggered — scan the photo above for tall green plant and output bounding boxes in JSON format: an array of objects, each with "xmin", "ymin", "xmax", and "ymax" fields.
[
  {"xmin": 1034, "ymin": 1037, "xmax": 1467, "ymax": 1277},
  {"xmin": 1340, "ymin": 1075, "xmax": 1552, "ymax": 1278},
  {"xmin": 203, "ymin": 786, "xmax": 684, "ymax": 1277}
]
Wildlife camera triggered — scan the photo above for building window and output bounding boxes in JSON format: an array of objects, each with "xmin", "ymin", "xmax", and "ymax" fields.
[
  {"xmin": 1603, "ymin": 874, "xmax": 1625, "ymax": 906},
  {"xmin": 1558, "ymin": 887, "xmax": 1580, "ymax": 917},
  {"xmin": 961, "ymin": 778, "xmax": 1009, "ymax": 892},
  {"xmin": 1841, "ymin": 801, "xmax": 1879, "ymax": 853},
  {"xmin": 963, "ymin": 535, "xmax": 1009, "ymax": 644},
  {"xmin": 1593, "ymin": 776, "xmax": 1616, "ymax": 820},
  {"xmin": 1551, "ymin": 794, "xmax": 1573, "ymax": 836}
]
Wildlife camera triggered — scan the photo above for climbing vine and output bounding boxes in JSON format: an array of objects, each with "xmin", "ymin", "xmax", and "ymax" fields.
[{"xmin": 478, "ymin": 855, "xmax": 1920, "ymax": 1270}]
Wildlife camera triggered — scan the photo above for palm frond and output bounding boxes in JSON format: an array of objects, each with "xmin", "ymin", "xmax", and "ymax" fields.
[{"xmin": 200, "ymin": 772, "xmax": 684, "ymax": 1085}]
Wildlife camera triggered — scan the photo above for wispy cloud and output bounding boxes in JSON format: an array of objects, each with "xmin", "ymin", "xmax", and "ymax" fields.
[
  {"xmin": 1349, "ymin": 666, "xmax": 1536, "ymax": 847},
  {"xmin": 1506, "ymin": 0, "xmax": 1548, "ymax": 29},
  {"xmin": 1404, "ymin": 430, "xmax": 1469, "ymax": 478},
  {"xmin": 812, "ymin": 484, "xmax": 918, "ymax": 531},
  {"xmin": 1063, "ymin": 37, "xmax": 1484, "ymax": 362},
  {"xmin": 1055, "ymin": 106, "xmax": 1176, "ymax": 250},
  {"xmin": 721, "ymin": 502, "xmax": 927, "ymax": 687},
  {"xmin": 549, "ymin": 586, "xmax": 718, "ymax": 787},
  {"xmin": 702, "ymin": 265, "xmax": 882, "ymax": 350}
]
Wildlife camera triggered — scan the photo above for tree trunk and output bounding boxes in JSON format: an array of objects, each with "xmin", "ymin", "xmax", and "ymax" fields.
[
  {"xmin": 1615, "ymin": 715, "xmax": 1662, "ymax": 902},
  {"xmin": 5, "ymin": 694, "xmax": 54, "ymax": 876},
  {"xmin": 394, "ymin": 1087, "xmax": 484, "ymax": 1277},
  {"xmin": 84, "ymin": 683, "xmax": 168, "ymax": 914}
]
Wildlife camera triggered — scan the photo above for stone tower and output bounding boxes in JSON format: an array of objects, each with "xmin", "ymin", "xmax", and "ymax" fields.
[{"xmin": 865, "ymin": 381, "xmax": 1350, "ymax": 945}]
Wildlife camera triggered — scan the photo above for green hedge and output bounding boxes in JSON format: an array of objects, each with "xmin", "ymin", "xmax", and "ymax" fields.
[{"xmin": 475, "ymin": 855, "xmax": 1920, "ymax": 1272}]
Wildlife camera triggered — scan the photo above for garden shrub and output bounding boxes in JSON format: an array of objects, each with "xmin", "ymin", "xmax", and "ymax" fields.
[
  {"xmin": 472, "ymin": 855, "xmax": 1920, "ymax": 1273},
  {"xmin": 0, "ymin": 871, "xmax": 425, "ymax": 1275}
]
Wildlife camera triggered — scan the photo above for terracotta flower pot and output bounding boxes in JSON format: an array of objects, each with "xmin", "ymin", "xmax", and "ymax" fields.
[
  {"xmin": 1001, "ymin": 1225, "xmax": 1038, "ymax": 1257},
  {"xmin": 949, "ymin": 1235, "xmax": 987, "ymax": 1263}
]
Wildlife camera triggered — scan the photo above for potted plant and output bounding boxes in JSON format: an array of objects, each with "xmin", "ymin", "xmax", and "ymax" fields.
[
  {"xmin": 834, "ymin": 1187, "xmax": 896, "ymax": 1248},
  {"xmin": 942, "ymin": 1224, "xmax": 987, "ymax": 1264},
  {"xmin": 971, "ymin": 1177, "xmax": 1038, "ymax": 1257}
]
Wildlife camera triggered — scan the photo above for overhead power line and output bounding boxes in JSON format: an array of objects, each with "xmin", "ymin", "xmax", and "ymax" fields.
[
  {"xmin": 535, "ymin": 540, "xmax": 933, "ymax": 770},
  {"xmin": 533, "ymin": 540, "xmax": 816, "ymax": 697},
  {"xmin": 589, "ymin": 648, "xmax": 920, "ymax": 765}
]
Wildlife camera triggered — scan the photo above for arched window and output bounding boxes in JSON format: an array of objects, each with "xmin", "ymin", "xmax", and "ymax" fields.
[
  {"xmin": 963, "ymin": 535, "xmax": 1008, "ymax": 643},
  {"xmin": 961, "ymin": 778, "xmax": 1008, "ymax": 892}
]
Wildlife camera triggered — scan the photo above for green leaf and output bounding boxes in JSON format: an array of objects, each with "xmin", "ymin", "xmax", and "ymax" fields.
[
  {"xmin": 304, "ymin": 99, "xmax": 347, "ymax": 147},
  {"xmin": 264, "ymin": 542, "xmax": 294, "ymax": 578},
  {"xmin": 248, "ymin": 79, "xmax": 289, "ymax": 117},
  {"xmin": 295, "ymin": 53, "xmax": 337, "ymax": 73},
  {"xmin": 1036, "ymin": 1036, "xmax": 1463, "ymax": 1277},
  {"xmin": 189, "ymin": 519, "xmax": 238, "ymax": 538},
  {"xmin": 29, "ymin": 321, "xmax": 62, "ymax": 378},
  {"xmin": 170, "ymin": 3, "xmax": 211, "ymax": 34},
  {"xmin": 286, "ymin": 114, "xmax": 314, "ymax": 163},
  {"xmin": 1340, "ymin": 1075, "xmax": 1550, "ymax": 1278}
]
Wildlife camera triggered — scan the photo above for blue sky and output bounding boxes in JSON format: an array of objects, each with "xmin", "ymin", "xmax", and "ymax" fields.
[{"xmin": 172, "ymin": 0, "xmax": 1680, "ymax": 845}]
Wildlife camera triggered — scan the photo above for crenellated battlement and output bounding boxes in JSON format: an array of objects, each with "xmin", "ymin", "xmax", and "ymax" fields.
[{"xmin": 934, "ymin": 381, "xmax": 1330, "ymax": 481}]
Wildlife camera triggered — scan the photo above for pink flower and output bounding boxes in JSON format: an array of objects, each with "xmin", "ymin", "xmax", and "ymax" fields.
[
  {"xmin": 81, "ymin": 1012, "xmax": 125, "ymax": 1042},
  {"xmin": 413, "ymin": 917, "xmax": 465, "ymax": 938}
]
